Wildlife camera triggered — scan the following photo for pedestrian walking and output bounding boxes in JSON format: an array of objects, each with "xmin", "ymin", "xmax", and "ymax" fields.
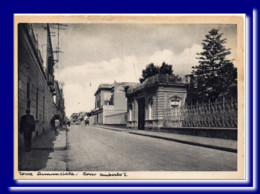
[
  {"xmin": 67, "ymin": 120, "xmax": 71, "ymax": 127},
  {"xmin": 85, "ymin": 119, "xmax": 89, "ymax": 126},
  {"xmin": 19, "ymin": 110, "xmax": 35, "ymax": 152}
]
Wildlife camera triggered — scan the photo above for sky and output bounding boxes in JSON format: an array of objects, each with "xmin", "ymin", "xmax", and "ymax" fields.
[{"xmin": 32, "ymin": 23, "xmax": 237, "ymax": 117}]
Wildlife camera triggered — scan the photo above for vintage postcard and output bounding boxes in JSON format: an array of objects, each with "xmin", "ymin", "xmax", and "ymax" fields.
[{"xmin": 14, "ymin": 14, "xmax": 245, "ymax": 180}]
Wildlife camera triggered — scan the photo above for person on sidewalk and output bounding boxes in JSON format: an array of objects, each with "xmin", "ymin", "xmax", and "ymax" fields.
[
  {"xmin": 19, "ymin": 110, "xmax": 35, "ymax": 152},
  {"xmin": 85, "ymin": 118, "xmax": 89, "ymax": 126},
  {"xmin": 67, "ymin": 120, "xmax": 71, "ymax": 127}
]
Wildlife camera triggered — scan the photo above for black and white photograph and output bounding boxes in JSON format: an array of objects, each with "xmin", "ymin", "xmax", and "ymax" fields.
[{"xmin": 14, "ymin": 15, "xmax": 245, "ymax": 179}]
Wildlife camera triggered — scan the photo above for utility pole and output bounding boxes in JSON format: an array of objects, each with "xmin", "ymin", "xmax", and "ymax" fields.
[{"xmin": 51, "ymin": 23, "xmax": 68, "ymax": 68}]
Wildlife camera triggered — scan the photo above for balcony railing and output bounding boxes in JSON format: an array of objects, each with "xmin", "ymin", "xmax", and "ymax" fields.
[
  {"xmin": 47, "ymin": 74, "xmax": 54, "ymax": 86},
  {"xmin": 127, "ymin": 74, "xmax": 190, "ymax": 95},
  {"xmin": 50, "ymin": 85, "xmax": 55, "ymax": 93}
]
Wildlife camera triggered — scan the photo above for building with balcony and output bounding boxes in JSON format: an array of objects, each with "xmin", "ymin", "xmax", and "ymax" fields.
[
  {"xmin": 125, "ymin": 74, "xmax": 189, "ymax": 130},
  {"xmin": 92, "ymin": 82, "xmax": 136, "ymax": 125},
  {"xmin": 92, "ymin": 83, "xmax": 113, "ymax": 124}
]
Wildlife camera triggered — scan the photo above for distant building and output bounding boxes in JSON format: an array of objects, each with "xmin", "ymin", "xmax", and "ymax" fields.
[
  {"xmin": 95, "ymin": 83, "xmax": 113, "ymax": 109},
  {"xmin": 126, "ymin": 74, "xmax": 189, "ymax": 130},
  {"xmin": 18, "ymin": 24, "xmax": 65, "ymax": 145},
  {"xmin": 70, "ymin": 112, "xmax": 87, "ymax": 124},
  {"xmin": 92, "ymin": 83, "xmax": 113, "ymax": 124},
  {"xmin": 92, "ymin": 82, "xmax": 136, "ymax": 125}
]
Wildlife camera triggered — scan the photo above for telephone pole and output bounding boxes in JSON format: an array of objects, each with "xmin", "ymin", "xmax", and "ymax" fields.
[{"xmin": 50, "ymin": 24, "xmax": 68, "ymax": 68}]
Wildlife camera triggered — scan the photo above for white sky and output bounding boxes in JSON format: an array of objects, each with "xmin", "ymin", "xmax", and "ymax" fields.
[{"xmin": 32, "ymin": 23, "xmax": 237, "ymax": 117}]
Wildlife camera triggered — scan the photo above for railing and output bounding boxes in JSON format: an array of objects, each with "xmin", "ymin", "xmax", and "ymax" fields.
[
  {"xmin": 127, "ymin": 74, "xmax": 190, "ymax": 95},
  {"xmin": 163, "ymin": 98, "xmax": 237, "ymax": 128},
  {"xmin": 47, "ymin": 74, "xmax": 54, "ymax": 86}
]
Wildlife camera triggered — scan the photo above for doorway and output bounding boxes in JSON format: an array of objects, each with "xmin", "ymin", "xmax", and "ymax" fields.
[{"xmin": 138, "ymin": 98, "xmax": 145, "ymax": 130}]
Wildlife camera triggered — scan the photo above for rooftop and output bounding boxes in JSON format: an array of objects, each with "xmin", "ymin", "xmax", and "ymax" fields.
[
  {"xmin": 111, "ymin": 82, "xmax": 138, "ymax": 89},
  {"xmin": 94, "ymin": 83, "xmax": 114, "ymax": 96},
  {"xmin": 95, "ymin": 82, "xmax": 139, "ymax": 96},
  {"xmin": 126, "ymin": 74, "xmax": 190, "ymax": 96}
]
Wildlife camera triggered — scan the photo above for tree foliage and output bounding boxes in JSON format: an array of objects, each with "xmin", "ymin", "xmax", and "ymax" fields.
[
  {"xmin": 187, "ymin": 28, "xmax": 237, "ymax": 104},
  {"xmin": 139, "ymin": 62, "xmax": 173, "ymax": 83}
]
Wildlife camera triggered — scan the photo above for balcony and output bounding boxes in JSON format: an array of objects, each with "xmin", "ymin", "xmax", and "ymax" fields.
[
  {"xmin": 50, "ymin": 85, "xmax": 55, "ymax": 93},
  {"xmin": 47, "ymin": 74, "xmax": 54, "ymax": 86}
]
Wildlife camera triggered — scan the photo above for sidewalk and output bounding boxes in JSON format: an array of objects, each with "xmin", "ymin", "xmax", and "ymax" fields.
[
  {"xmin": 19, "ymin": 128, "xmax": 67, "ymax": 171},
  {"xmin": 96, "ymin": 125, "xmax": 237, "ymax": 153}
]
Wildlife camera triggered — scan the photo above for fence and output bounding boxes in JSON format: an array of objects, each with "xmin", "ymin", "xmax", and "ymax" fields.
[{"xmin": 163, "ymin": 98, "xmax": 237, "ymax": 128}]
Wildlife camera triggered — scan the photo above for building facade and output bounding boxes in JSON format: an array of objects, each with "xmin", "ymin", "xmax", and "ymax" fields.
[
  {"xmin": 18, "ymin": 24, "xmax": 65, "ymax": 147},
  {"xmin": 92, "ymin": 84, "xmax": 113, "ymax": 124},
  {"xmin": 92, "ymin": 82, "xmax": 136, "ymax": 125},
  {"xmin": 53, "ymin": 80, "xmax": 66, "ymax": 121},
  {"xmin": 126, "ymin": 74, "xmax": 188, "ymax": 130}
]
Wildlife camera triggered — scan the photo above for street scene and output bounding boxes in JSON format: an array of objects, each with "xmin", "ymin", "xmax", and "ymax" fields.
[
  {"xmin": 19, "ymin": 125, "xmax": 236, "ymax": 171},
  {"xmin": 16, "ymin": 16, "xmax": 240, "ymax": 174}
]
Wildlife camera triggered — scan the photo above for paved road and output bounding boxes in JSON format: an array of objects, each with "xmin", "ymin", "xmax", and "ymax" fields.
[{"xmin": 66, "ymin": 125, "xmax": 237, "ymax": 171}]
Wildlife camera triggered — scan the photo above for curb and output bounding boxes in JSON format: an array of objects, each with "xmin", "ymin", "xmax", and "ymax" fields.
[
  {"xmin": 96, "ymin": 125, "xmax": 126, "ymax": 132},
  {"xmin": 95, "ymin": 125, "xmax": 237, "ymax": 153}
]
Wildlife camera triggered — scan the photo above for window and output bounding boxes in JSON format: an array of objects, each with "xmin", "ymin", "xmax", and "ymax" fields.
[
  {"xmin": 170, "ymin": 100, "xmax": 181, "ymax": 109},
  {"xmin": 148, "ymin": 98, "xmax": 153, "ymax": 120},
  {"xmin": 53, "ymin": 95, "xmax": 56, "ymax": 104},
  {"xmin": 110, "ymin": 94, "xmax": 114, "ymax": 105},
  {"xmin": 129, "ymin": 104, "xmax": 133, "ymax": 121},
  {"xmin": 96, "ymin": 95, "xmax": 101, "ymax": 108},
  {"xmin": 170, "ymin": 96, "xmax": 181, "ymax": 116}
]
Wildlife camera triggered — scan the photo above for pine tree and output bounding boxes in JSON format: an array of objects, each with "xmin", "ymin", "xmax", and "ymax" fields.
[{"xmin": 188, "ymin": 28, "xmax": 237, "ymax": 103}]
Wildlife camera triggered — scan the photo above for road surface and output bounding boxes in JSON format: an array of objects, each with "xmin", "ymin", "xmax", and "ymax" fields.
[{"xmin": 66, "ymin": 125, "xmax": 237, "ymax": 171}]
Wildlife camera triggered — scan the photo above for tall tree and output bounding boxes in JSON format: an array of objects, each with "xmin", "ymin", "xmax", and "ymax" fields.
[
  {"xmin": 139, "ymin": 63, "xmax": 159, "ymax": 83},
  {"xmin": 187, "ymin": 28, "xmax": 237, "ymax": 103},
  {"xmin": 159, "ymin": 62, "xmax": 173, "ymax": 74}
]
